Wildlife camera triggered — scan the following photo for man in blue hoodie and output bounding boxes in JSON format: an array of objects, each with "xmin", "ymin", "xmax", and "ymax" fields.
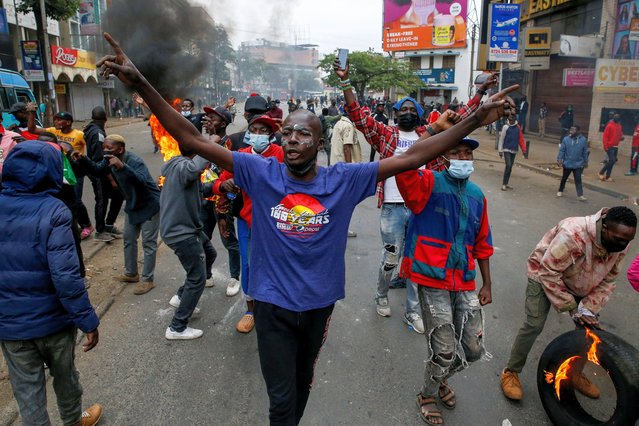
[
  {"xmin": 0, "ymin": 139, "xmax": 102, "ymax": 426},
  {"xmin": 556, "ymin": 125, "xmax": 589, "ymax": 201}
]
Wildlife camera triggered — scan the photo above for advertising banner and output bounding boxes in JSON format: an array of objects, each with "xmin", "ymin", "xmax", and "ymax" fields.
[
  {"xmin": 614, "ymin": 0, "xmax": 639, "ymax": 59},
  {"xmin": 383, "ymin": 0, "xmax": 468, "ymax": 52},
  {"xmin": 79, "ymin": 1, "xmax": 100, "ymax": 35},
  {"xmin": 562, "ymin": 68, "xmax": 595, "ymax": 87},
  {"xmin": 21, "ymin": 40, "xmax": 45, "ymax": 82},
  {"xmin": 488, "ymin": 3, "xmax": 521, "ymax": 62},
  {"xmin": 51, "ymin": 45, "xmax": 96, "ymax": 70},
  {"xmin": 415, "ymin": 68, "xmax": 455, "ymax": 84},
  {"xmin": 594, "ymin": 59, "xmax": 639, "ymax": 93}
]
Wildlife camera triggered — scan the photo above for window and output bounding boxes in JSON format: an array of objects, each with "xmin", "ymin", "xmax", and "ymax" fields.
[
  {"xmin": 409, "ymin": 56, "xmax": 421, "ymax": 70},
  {"xmin": 442, "ymin": 55, "xmax": 455, "ymax": 68},
  {"xmin": 428, "ymin": 56, "xmax": 434, "ymax": 68}
]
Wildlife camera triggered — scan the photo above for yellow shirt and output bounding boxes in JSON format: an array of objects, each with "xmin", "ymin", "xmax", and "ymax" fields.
[{"xmin": 46, "ymin": 127, "xmax": 86, "ymax": 154}]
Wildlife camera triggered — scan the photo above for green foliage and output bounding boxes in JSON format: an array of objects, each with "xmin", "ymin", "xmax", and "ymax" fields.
[
  {"xmin": 318, "ymin": 50, "xmax": 423, "ymax": 98},
  {"xmin": 17, "ymin": 0, "xmax": 81, "ymax": 21}
]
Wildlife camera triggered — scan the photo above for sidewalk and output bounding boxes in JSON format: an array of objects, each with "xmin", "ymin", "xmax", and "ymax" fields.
[
  {"xmin": 72, "ymin": 116, "xmax": 144, "ymax": 130},
  {"xmin": 470, "ymin": 129, "xmax": 637, "ymax": 201}
]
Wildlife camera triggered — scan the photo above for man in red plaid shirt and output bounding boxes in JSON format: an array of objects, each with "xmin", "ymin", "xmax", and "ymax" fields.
[{"xmin": 335, "ymin": 60, "xmax": 498, "ymax": 333}]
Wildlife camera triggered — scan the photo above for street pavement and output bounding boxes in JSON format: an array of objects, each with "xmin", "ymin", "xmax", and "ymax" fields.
[{"xmin": 6, "ymin": 119, "xmax": 639, "ymax": 425}]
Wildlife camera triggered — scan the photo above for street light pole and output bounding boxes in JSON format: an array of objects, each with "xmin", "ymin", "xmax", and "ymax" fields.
[{"xmin": 39, "ymin": 0, "xmax": 57, "ymax": 116}]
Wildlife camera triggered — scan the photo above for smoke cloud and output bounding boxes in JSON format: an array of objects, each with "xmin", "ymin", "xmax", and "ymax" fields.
[{"xmin": 104, "ymin": 0, "xmax": 213, "ymax": 97}]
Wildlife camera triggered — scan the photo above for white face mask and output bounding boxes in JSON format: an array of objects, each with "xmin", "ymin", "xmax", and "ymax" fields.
[
  {"xmin": 181, "ymin": 110, "xmax": 192, "ymax": 117},
  {"xmin": 447, "ymin": 159, "xmax": 474, "ymax": 179}
]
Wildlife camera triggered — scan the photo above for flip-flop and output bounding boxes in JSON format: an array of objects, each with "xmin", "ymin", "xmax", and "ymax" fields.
[
  {"xmin": 438, "ymin": 381, "xmax": 456, "ymax": 410},
  {"xmin": 416, "ymin": 393, "xmax": 444, "ymax": 425}
]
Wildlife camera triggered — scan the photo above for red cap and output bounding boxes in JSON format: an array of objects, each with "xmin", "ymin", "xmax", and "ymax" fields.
[{"xmin": 248, "ymin": 115, "xmax": 280, "ymax": 134}]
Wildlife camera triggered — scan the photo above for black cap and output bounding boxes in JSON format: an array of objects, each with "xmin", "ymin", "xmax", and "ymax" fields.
[
  {"xmin": 9, "ymin": 102, "xmax": 27, "ymax": 113},
  {"xmin": 203, "ymin": 105, "xmax": 233, "ymax": 125},
  {"xmin": 55, "ymin": 111, "xmax": 73, "ymax": 122},
  {"xmin": 244, "ymin": 95, "xmax": 269, "ymax": 113}
]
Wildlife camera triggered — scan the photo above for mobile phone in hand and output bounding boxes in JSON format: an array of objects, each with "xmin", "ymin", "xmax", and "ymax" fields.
[{"xmin": 337, "ymin": 48, "xmax": 349, "ymax": 70}]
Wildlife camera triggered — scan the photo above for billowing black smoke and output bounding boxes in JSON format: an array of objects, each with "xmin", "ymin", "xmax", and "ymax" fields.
[{"xmin": 104, "ymin": 0, "xmax": 213, "ymax": 97}]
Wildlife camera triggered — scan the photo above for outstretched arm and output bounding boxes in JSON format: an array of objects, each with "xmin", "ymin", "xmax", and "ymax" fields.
[
  {"xmin": 377, "ymin": 90, "xmax": 517, "ymax": 182},
  {"xmin": 97, "ymin": 33, "xmax": 233, "ymax": 172}
]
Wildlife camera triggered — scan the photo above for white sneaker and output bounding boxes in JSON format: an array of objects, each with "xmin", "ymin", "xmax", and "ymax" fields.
[
  {"xmin": 205, "ymin": 277, "xmax": 215, "ymax": 288},
  {"xmin": 556, "ymin": 191, "xmax": 563, "ymax": 197},
  {"xmin": 376, "ymin": 296, "xmax": 391, "ymax": 317},
  {"xmin": 226, "ymin": 280, "xmax": 240, "ymax": 297},
  {"xmin": 578, "ymin": 196, "xmax": 587, "ymax": 202},
  {"xmin": 168, "ymin": 295, "xmax": 200, "ymax": 314},
  {"xmin": 404, "ymin": 312, "xmax": 425, "ymax": 334},
  {"xmin": 165, "ymin": 327, "xmax": 203, "ymax": 340}
]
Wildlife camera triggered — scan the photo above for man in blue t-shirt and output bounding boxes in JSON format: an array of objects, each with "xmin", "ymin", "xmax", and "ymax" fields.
[{"xmin": 98, "ymin": 33, "xmax": 517, "ymax": 425}]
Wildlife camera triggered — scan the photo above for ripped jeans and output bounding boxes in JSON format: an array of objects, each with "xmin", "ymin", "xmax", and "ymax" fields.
[
  {"xmin": 376, "ymin": 203, "xmax": 420, "ymax": 316},
  {"xmin": 417, "ymin": 284, "xmax": 484, "ymax": 396}
]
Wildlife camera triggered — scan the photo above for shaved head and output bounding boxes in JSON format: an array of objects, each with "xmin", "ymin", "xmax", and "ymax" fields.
[{"xmin": 284, "ymin": 109, "xmax": 322, "ymax": 143}]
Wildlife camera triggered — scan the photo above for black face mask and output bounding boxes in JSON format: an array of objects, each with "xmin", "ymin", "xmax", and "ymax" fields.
[
  {"xmin": 284, "ymin": 152, "xmax": 317, "ymax": 177},
  {"xmin": 613, "ymin": 118, "xmax": 620, "ymax": 123},
  {"xmin": 601, "ymin": 236, "xmax": 628, "ymax": 253},
  {"xmin": 397, "ymin": 113, "xmax": 420, "ymax": 130}
]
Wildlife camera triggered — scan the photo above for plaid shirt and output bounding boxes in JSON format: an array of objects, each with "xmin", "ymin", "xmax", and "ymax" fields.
[{"xmin": 346, "ymin": 97, "xmax": 481, "ymax": 207}]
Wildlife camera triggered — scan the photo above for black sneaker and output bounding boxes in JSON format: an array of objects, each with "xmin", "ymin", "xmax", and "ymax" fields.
[
  {"xmin": 105, "ymin": 225, "xmax": 123, "ymax": 238},
  {"xmin": 94, "ymin": 232, "xmax": 115, "ymax": 242}
]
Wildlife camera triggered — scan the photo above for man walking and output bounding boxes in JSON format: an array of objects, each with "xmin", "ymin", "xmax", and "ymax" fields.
[
  {"xmin": 556, "ymin": 125, "xmax": 588, "ymax": 201},
  {"xmin": 625, "ymin": 115, "xmax": 639, "ymax": 176},
  {"xmin": 538, "ymin": 102, "xmax": 548, "ymax": 138},
  {"xmin": 0, "ymin": 141, "xmax": 102, "ymax": 426},
  {"xmin": 518, "ymin": 96, "xmax": 529, "ymax": 133},
  {"xmin": 599, "ymin": 112, "xmax": 624, "ymax": 182},
  {"xmin": 102, "ymin": 135, "xmax": 160, "ymax": 295},
  {"xmin": 498, "ymin": 115, "xmax": 527, "ymax": 191},
  {"xmin": 501, "ymin": 207, "xmax": 636, "ymax": 401}
]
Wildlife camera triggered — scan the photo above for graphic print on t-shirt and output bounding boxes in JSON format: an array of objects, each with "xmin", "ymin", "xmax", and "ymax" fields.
[{"xmin": 270, "ymin": 193, "xmax": 330, "ymax": 238}]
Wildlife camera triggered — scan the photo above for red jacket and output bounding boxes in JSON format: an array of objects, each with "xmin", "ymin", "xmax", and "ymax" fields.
[
  {"xmin": 603, "ymin": 121, "xmax": 623, "ymax": 150},
  {"xmin": 213, "ymin": 144, "xmax": 284, "ymax": 226},
  {"xmin": 632, "ymin": 124, "xmax": 639, "ymax": 148}
]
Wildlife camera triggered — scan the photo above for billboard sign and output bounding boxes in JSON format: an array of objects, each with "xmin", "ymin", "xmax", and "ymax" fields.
[
  {"xmin": 488, "ymin": 3, "xmax": 521, "ymax": 62},
  {"xmin": 383, "ymin": 0, "xmax": 468, "ymax": 52},
  {"xmin": 562, "ymin": 68, "xmax": 595, "ymax": 87},
  {"xmin": 21, "ymin": 40, "xmax": 44, "ymax": 82},
  {"xmin": 615, "ymin": 0, "xmax": 639, "ymax": 59},
  {"xmin": 594, "ymin": 59, "xmax": 639, "ymax": 93},
  {"xmin": 415, "ymin": 68, "xmax": 455, "ymax": 84},
  {"xmin": 51, "ymin": 45, "xmax": 96, "ymax": 70},
  {"xmin": 79, "ymin": 1, "xmax": 100, "ymax": 35}
]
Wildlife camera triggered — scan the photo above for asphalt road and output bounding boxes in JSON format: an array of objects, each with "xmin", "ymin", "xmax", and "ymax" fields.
[{"xmin": 18, "ymin": 120, "xmax": 639, "ymax": 425}]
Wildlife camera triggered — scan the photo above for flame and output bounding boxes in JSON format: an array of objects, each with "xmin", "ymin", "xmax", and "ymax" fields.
[
  {"xmin": 545, "ymin": 329, "xmax": 603, "ymax": 400},
  {"xmin": 149, "ymin": 98, "xmax": 183, "ymax": 162},
  {"xmin": 158, "ymin": 176, "xmax": 165, "ymax": 188}
]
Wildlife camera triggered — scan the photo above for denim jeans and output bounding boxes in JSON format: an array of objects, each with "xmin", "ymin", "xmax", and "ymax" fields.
[
  {"xmin": 558, "ymin": 167, "xmax": 583, "ymax": 196},
  {"xmin": 200, "ymin": 200, "xmax": 240, "ymax": 280},
  {"xmin": 237, "ymin": 217, "xmax": 252, "ymax": 298},
  {"xmin": 502, "ymin": 152, "xmax": 516, "ymax": 186},
  {"xmin": 123, "ymin": 212, "xmax": 159, "ymax": 281},
  {"xmin": 417, "ymin": 284, "xmax": 484, "ymax": 395},
  {"xmin": 376, "ymin": 203, "xmax": 420, "ymax": 316},
  {"xmin": 168, "ymin": 233, "xmax": 217, "ymax": 332},
  {"xmin": 73, "ymin": 176, "xmax": 91, "ymax": 228},
  {"xmin": 1, "ymin": 327, "xmax": 83, "ymax": 426},
  {"xmin": 599, "ymin": 147, "xmax": 618, "ymax": 178}
]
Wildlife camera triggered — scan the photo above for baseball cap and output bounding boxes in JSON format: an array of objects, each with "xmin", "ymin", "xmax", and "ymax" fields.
[
  {"xmin": 203, "ymin": 105, "xmax": 233, "ymax": 125},
  {"xmin": 55, "ymin": 111, "xmax": 73, "ymax": 122},
  {"xmin": 9, "ymin": 102, "xmax": 27, "ymax": 113},
  {"xmin": 248, "ymin": 115, "xmax": 280, "ymax": 134},
  {"xmin": 460, "ymin": 138, "xmax": 479, "ymax": 150},
  {"xmin": 244, "ymin": 95, "xmax": 269, "ymax": 113}
]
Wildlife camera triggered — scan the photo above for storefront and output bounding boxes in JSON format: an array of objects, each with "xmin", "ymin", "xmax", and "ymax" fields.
[{"xmin": 51, "ymin": 45, "xmax": 106, "ymax": 121}]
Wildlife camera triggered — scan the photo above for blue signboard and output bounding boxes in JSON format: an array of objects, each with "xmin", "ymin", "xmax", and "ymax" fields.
[
  {"xmin": 488, "ymin": 3, "xmax": 521, "ymax": 62},
  {"xmin": 0, "ymin": 9, "xmax": 8, "ymax": 34},
  {"xmin": 21, "ymin": 40, "xmax": 45, "ymax": 82},
  {"xmin": 415, "ymin": 68, "xmax": 455, "ymax": 84}
]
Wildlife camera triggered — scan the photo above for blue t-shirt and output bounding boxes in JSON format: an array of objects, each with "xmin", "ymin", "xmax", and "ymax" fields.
[{"xmin": 232, "ymin": 152, "xmax": 378, "ymax": 311}]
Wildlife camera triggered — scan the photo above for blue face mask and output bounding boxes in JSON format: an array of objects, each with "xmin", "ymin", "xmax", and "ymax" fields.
[
  {"xmin": 248, "ymin": 134, "xmax": 270, "ymax": 153},
  {"xmin": 447, "ymin": 159, "xmax": 474, "ymax": 179}
]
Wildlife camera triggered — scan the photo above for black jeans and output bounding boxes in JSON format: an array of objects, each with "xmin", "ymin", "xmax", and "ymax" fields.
[
  {"xmin": 558, "ymin": 167, "xmax": 583, "ymax": 196},
  {"xmin": 599, "ymin": 147, "xmax": 618, "ymax": 178},
  {"xmin": 167, "ymin": 233, "xmax": 217, "ymax": 331},
  {"xmin": 502, "ymin": 152, "xmax": 517, "ymax": 186},
  {"xmin": 200, "ymin": 201, "xmax": 240, "ymax": 279},
  {"xmin": 254, "ymin": 301, "xmax": 334, "ymax": 425},
  {"xmin": 90, "ymin": 176, "xmax": 124, "ymax": 233}
]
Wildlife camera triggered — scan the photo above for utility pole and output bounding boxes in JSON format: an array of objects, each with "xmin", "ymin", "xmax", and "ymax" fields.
[
  {"xmin": 39, "ymin": 0, "xmax": 57, "ymax": 117},
  {"xmin": 469, "ymin": 23, "xmax": 477, "ymax": 98}
]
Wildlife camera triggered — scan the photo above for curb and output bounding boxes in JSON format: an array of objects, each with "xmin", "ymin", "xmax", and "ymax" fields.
[{"xmin": 475, "ymin": 152, "xmax": 631, "ymax": 200}]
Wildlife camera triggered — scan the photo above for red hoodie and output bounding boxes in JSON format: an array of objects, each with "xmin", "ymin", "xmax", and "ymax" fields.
[{"xmin": 603, "ymin": 120, "xmax": 623, "ymax": 150}]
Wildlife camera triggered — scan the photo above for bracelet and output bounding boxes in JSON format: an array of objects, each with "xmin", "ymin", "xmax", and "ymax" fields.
[
  {"xmin": 425, "ymin": 125, "xmax": 437, "ymax": 136},
  {"xmin": 340, "ymin": 84, "xmax": 353, "ymax": 91},
  {"xmin": 339, "ymin": 78, "xmax": 352, "ymax": 91}
]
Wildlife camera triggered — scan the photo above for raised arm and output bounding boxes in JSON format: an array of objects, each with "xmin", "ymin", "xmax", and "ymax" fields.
[
  {"xmin": 377, "ymin": 90, "xmax": 517, "ymax": 182},
  {"xmin": 26, "ymin": 103, "xmax": 47, "ymax": 135},
  {"xmin": 97, "ymin": 33, "xmax": 233, "ymax": 172}
]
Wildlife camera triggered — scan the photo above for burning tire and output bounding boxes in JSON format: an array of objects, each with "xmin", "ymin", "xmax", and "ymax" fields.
[{"xmin": 537, "ymin": 329, "xmax": 639, "ymax": 425}]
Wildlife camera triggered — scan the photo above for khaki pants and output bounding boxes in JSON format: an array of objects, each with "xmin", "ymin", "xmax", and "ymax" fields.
[{"xmin": 538, "ymin": 117, "xmax": 546, "ymax": 137}]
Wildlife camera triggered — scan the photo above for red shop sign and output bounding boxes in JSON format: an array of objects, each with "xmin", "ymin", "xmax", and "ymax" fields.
[{"xmin": 51, "ymin": 45, "xmax": 78, "ymax": 67}]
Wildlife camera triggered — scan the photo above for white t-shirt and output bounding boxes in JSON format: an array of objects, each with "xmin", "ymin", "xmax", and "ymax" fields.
[{"xmin": 383, "ymin": 130, "xmax": 420, "ymax": 202}]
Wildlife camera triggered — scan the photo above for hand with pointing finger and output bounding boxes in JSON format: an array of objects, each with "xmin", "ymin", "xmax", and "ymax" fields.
[{"xmin": 97, "ymin": 33, "xmax": 144, "ymax": 88}]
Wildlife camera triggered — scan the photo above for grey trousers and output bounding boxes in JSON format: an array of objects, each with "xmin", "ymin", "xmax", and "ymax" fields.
[
  {"xmin": 123, "ymin": 212, "xmax": 159, "ymax": 282},
  {"xmin": 1, "ymin": 327, "xmax": 82, "ymax": 426}
]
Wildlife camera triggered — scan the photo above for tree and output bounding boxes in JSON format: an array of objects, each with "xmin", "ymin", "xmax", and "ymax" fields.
[{"xmin": 318, "ymin": 50, "xmax": 423, "ymax": 99}]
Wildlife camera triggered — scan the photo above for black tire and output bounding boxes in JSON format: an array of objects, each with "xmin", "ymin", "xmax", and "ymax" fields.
[{"xmin": 537, "ymin": 329, "xmax": 639, "ymax": 425}]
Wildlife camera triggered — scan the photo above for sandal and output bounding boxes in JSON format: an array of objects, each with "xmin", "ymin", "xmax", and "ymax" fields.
[
  {"xmin": 438, "ymin": 381, "xmax": 456, "ymax": 409},
  {"xmin": 416, "ymin": 393, "xmax": 444, "ymax": 425}
]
